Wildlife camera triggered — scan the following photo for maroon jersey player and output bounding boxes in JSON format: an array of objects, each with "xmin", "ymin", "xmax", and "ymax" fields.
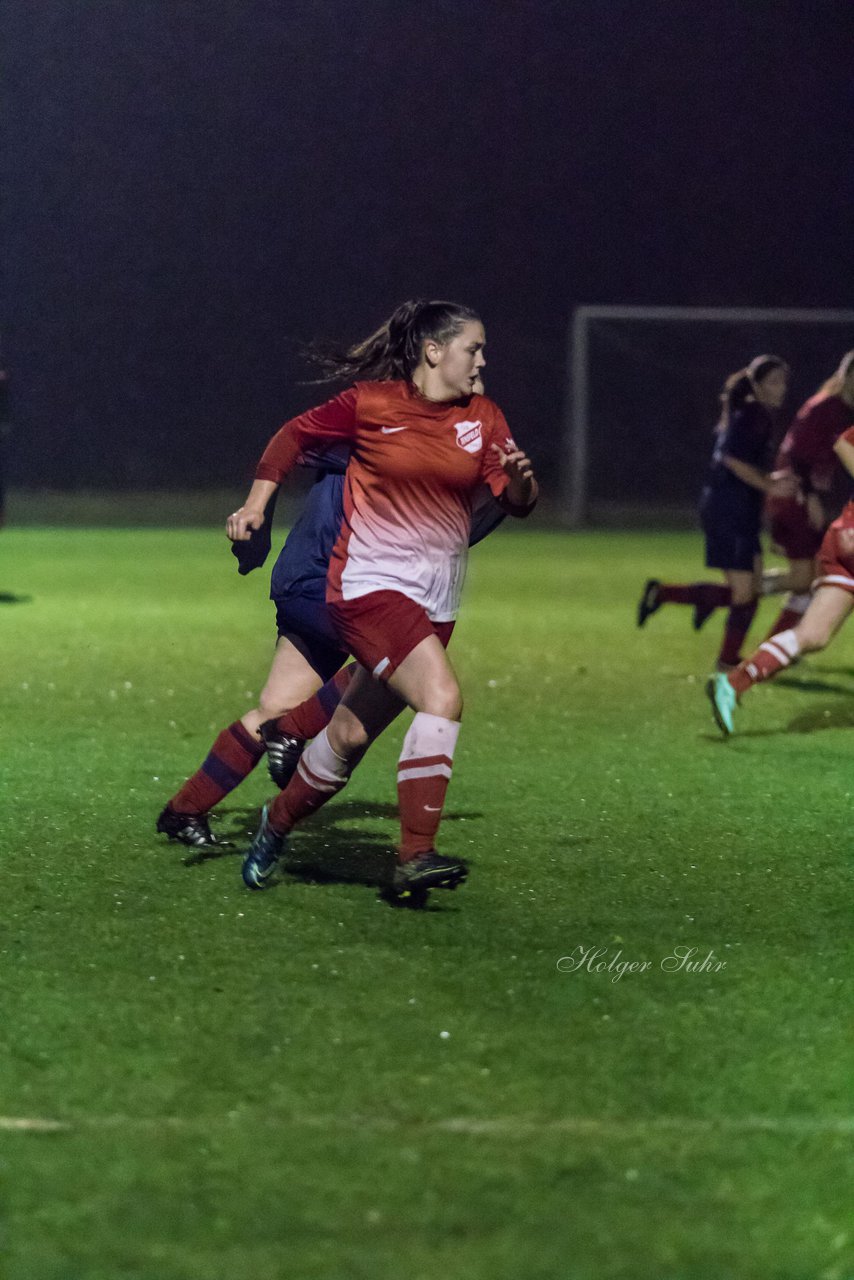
[
  {"xmin": 707, "ymin": 424, "xmax": 854, "ymax": 734},
  {"xmin": 763, "ymin": 350, "xmax": 854, "ymax": 636}
]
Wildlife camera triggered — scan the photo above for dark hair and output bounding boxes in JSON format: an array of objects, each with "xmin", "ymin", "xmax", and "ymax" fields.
[
  {"xmin": 303, "ymin": 299, "xmax": 481, "ymax": 383},
  {"xmin": 718, "ymin": 354, "xmax": 788, "ymax": 422},
  {"xmin": 818, "ymin": 349, "xmax": 854, "ymax": 398}
]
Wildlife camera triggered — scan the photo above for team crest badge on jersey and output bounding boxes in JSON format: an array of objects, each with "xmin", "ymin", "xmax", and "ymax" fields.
[{"xmin": 454, "ymin": 420, "xmax": 483, "ymax": 454}]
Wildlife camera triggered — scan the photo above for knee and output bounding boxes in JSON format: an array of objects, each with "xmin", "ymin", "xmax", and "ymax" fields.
[
  {"xmin": 327, "ymin": 715, "xmax": 371, "ymax": 761},
  {"xmin": 257, "ymin": 690, "xmax": 292, "ymax": 721},
  {"xmin": 422, "ymin": 682, "xmax": 463, "ymax": 721}
]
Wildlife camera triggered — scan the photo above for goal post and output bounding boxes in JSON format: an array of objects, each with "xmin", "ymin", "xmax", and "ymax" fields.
[{"xmin": 561, "ymin": 305, "xmax": 854, "ymax": 527}]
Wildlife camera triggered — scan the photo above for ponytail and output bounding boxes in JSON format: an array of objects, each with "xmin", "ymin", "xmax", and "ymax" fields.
[
  {"xmin": 717, "ymin": 354, "xmax": 788, "ymax": 428},
  {"xmin": 302, "ymin": 299, "xmax": 481, "ymax": 383},
  {"xmin": 817, "ymin": 349, "xmax": 854, "ymax": 398}
]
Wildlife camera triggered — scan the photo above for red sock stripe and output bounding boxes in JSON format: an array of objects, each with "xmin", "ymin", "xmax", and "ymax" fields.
[
  {"xmin": 296, "ymin": 757, "xmax": 343, "ymax": 794},
  {"xmin": 397, "ymin": 753, "xmax": 454, "ymax": 776}
]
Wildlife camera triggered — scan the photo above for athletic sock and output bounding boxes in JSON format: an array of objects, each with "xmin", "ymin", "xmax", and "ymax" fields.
[
  {"xmin": 271, "ymin": 663, "xmax": 356, "ymax": 741},
  {"xmin": 764, "ymin": 592, "xmax": 811, "ymax": 640},
  {"xmin": 267, "ymin": 728, "xmax": 351, "ymax": 834},
  {"xmin": 729, "ymin": 629, "xmax": 801, "ymax": 695},
  {"xmin": 658, "ymin": 583, "xmax": 730, "ymax": 608},
  {"xmin": 169, "ymin": 720, "xmax": 265, "ymax": 816},
  {"xmin": 718, "ymin": 600, "xmax": 758, "ymax": 667},
  {"xmin": 397, "ymin": 713, "xmax": 461, "ymax": 862}
]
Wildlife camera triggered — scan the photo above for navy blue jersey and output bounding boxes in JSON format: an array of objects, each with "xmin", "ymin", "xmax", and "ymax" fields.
[
  {"xmin": 270, "ymin": 470, "xmax": 346, "ymax": 602},
  {"xmin": 700, "ymin": 402, "xmax": 773, "ymax": 526}
]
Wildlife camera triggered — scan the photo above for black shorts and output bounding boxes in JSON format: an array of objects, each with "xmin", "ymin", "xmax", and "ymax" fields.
[{"xmin": 273, "ymin": 594, "xmax": 348, "ymax": 682}]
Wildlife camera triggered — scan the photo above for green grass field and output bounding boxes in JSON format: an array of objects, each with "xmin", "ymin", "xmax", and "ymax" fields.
[{"xmin": 2, "ymin": 524, "xmax": 852, "ymax": 1280}]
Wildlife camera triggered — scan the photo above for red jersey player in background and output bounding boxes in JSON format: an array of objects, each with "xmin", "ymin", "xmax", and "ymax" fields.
[
  {"xmin": 763, "ymin": 350, "xmax": 854, "ymax": 636},
  {"xmin": 706, "ymin": 424, "xmax": 854, "ymax": 734},
  {"xmin": 228, "ymin": 300, "xmax": 537, "ymax": 900}
]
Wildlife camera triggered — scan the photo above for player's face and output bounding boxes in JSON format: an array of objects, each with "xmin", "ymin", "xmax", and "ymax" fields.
[
  {"xmin": 434, "ymin": 321, "xmax": 487, "ymax": 398},
  {"xmin": 754, "ymin": 366, "xmax": 788, "ymax": 409}
]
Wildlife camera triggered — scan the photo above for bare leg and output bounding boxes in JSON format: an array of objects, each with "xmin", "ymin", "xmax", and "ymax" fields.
[{"xmin": 240, "ymin": 637, "xmax": 324, "ymax": 738}]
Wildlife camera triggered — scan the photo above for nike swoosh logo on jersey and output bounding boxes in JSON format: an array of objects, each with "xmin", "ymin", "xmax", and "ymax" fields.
[{"xmin": 381, "ymin": 425, "xmax": 408, "ymax": 434}]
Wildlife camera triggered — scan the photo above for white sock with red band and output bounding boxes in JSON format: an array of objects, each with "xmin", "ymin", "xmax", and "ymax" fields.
[
  {"xmin": 397, "ymin": 712, "xmax": 461, "ymax": 862},
  {"xmin": 268, "ymin": 728, "xmax": 350, "ymax": 834}
]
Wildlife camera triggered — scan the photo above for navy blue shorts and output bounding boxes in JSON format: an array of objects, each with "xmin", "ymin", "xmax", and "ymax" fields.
[
  {"xmin": 274, "ymin": 594, "xmax": 348, "ymax": 682},
  {"xmin": 701, "ymin": 519, "xmax": 761, "ymax": 572},
  {"xmin": 699, "ymin": 488, "xmax": 762, "ymax": 573}
]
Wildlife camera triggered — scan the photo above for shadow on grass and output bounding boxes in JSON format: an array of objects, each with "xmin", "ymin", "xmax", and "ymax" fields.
[
  {"xmin": 699, "ymin": 699, "xmax": 854, "ymax": 742},
  {"xmin": 0, "ymin": 592, "xmax": 32, "ymax": 604},
  {"xmin": 775, "ymin": 674, "xmax": 854, "ymax": 696},
  {"xmin": 799, "ymin": 662, "xmax": 854, "ymax": 678},
  {"xmin": 182, "ymin": 800, "xmax": 483, "ymax": 910}
]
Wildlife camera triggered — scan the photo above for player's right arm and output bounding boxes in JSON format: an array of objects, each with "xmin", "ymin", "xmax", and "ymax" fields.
[{"xmin": 227, "ymin": 388, "xmax": 359, "ymax": 542}]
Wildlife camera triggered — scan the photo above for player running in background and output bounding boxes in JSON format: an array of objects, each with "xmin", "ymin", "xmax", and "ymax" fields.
[
  {"xmin": 763, "ymin": 350, "xmax": 854, "ymax": 637},
  {"xmin": 706, "ymin": 425, "xmax": 854, "ymax": 734},
  {"xmin": 155, "ymin": 449, "xmax": 353, "ymax": 849},
  {"xmin": 229, "ymin": 300, "xmax": 537, "ymax": 899},
  {"xmin": 156, "ymin": 383, "xmax": 500, "ymax": 849},
  {"xmin": 637, "ymin": 356, "xmax": 797, "ymax": 669}
]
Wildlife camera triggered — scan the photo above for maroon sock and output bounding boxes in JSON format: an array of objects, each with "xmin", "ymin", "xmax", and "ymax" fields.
[
  {"xmin": 657, "ymin": 583, "xmax": 731, "ymax": 607},
  {"xmin": 764, "ymin": 607, "xmax": 804, "ymax": 640},
  {"xmin": 272, "ymin": 663, "xmax": 356, "ymax": 741},
  {"xmin": 169, "ymin": 720, "xmax": 265, "ymax": 816},
  {"xmin": 718, "ymin": 601, "xmax": 758, "ymax": 667}
]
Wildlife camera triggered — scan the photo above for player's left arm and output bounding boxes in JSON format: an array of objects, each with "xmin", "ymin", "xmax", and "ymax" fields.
[
  {"xmin": 832, "ymin": 427, "xmax": 854, "ymax": 482},
  {"xmin": 480, "ymin": 411, "xmax": 538, "ymax": 517}
]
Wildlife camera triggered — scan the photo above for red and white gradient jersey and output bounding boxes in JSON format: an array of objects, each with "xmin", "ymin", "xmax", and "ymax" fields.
[
  {"xmin": 815, "ymin": 426, "xmax": 854, "ymax": 588},
  {"xmin": 255, "ymin": 380, "xmax": 531, "ymax": 621},
  {"xmin": 774, "ymin": 393, "xmax": 854, "ymax": 490}
]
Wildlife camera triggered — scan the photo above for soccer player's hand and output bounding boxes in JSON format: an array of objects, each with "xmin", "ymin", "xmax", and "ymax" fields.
[
  {"xmin": 806, "ymin": 492, "xmax": 825, "ymax": 531},
  {"xmin": 226, "ymin": 506, "xmax": 266, "ymax": 542},
  {"xmin": 492, "ymin": 443, "xmax": 536, "ymax": 506},
  {"xmin": 838, "ymin": 527, "xmax": 854, "ymax": 557},
  {"xmin": 768, "ymin": 470, "xmax": 798, "ymax": 499}
]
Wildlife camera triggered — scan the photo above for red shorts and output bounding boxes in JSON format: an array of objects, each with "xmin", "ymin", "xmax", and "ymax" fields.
[
  {"xmin": 328, "ymin": 590, "xmax": 455, "ymax": 681},
  {"xmin": 767, "ymin": 494, "xmax": 824, "ymax": 561},
  {"xmin": 814, "ymin": 504, "xmax": 854, "ymax": 594}
]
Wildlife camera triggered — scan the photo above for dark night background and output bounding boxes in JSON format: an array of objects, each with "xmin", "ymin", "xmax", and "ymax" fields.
[{"xmin": 4, "ymin": 0, "xmax": 853, "ymax": 512}]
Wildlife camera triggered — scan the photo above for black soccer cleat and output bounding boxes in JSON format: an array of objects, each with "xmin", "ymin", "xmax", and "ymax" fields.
[
  {"xmin": 155, "ymin": 805, "xmax": 223, "ymax": 848},
  {"xmin": 636, "ymin": 579, "xmax": 662, "ymax": 627},
  {"xmin": 693, "ymin": 600, "xmax": 717, "ymax": 631},
  {"xmin": 258, "ymin": 720, "xmax": 305, "ymax": 790},
  {"xmin": 391, "ymin": 851, "xmax": 469, "ymax": 899}
]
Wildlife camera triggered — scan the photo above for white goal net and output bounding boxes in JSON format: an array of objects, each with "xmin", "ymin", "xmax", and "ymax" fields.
[{"xmin": 561, "ymin": 306, "xmax": 854, "ymax": 526}]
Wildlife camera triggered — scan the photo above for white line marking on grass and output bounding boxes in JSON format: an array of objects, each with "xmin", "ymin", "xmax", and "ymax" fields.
[
  {"xmin": 1, "ymin": 1113, "xmax": 851, "ymax": 1137},
  {"xmin": 0, "ymin": 1117, "xmax": 70, "ymax": 1132}
]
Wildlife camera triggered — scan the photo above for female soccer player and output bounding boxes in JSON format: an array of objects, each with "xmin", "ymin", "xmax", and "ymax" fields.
[
  {"xmin": 763, "ymin": 350, "xmax": 854, "ymax": 636},
  {"xmin": 706, "ymin": 425, "xmax": 854, "ymax": 734},
  {"xmin": 155, "ymin": 452, "xmax": 353, "ymax": 848},
  {"xmin": 156, "ymin": 385, "xmax": 501, "ymax": 849},
  {"xmin": 637, "ymin": 356, "xmax": 797, "ymax": 668},
  {"xmin": 229, "ymin": 299, "xmax": 537, "ymax": 897}
]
